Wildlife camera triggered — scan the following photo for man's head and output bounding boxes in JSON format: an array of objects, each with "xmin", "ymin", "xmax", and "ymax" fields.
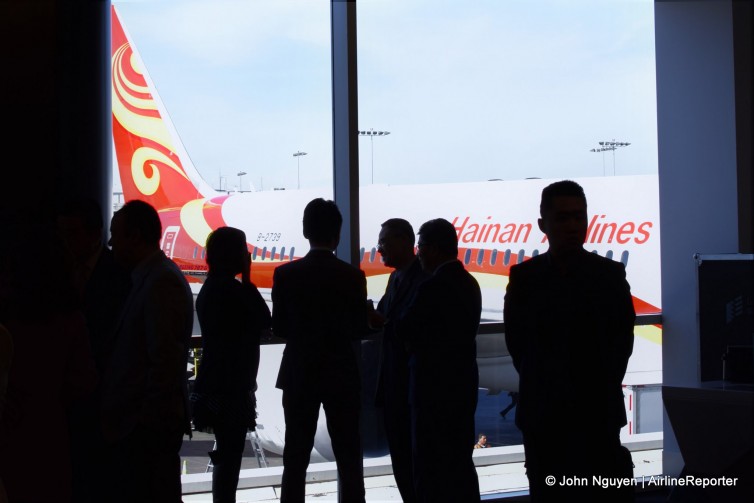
[
  {"xmin": 109, "ymin": 199, "xmax": 162, "ymax": 268},
  {"xmin": 302, "ymin": 198, "xmax": 342, "ymax": 249},
  {"xmin": 538, "ymin": 180, "xmax": 588, "ymax": 257},
  {"xmin": 205, "ymin": 226, "xmax": 248, "ymax": 276},
  {"xmin": 377, "ymin": 218, "xmax": 415, "ymax": 269},
  {"xmin": 478, "ymin": 434, "xmax": 487, "ymax": 445},
  {"xmin": 416, "ymin": 218, "xmax": 458, "ymax": 273},
  {"xmin": 57, "ymin": 197, "xmax": 104, "ymax": 263}
]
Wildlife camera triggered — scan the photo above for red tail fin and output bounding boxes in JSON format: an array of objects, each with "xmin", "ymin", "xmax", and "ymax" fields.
[{"xmin": 111, "ymin": 5, "xmax": 212, "ymax": 210}]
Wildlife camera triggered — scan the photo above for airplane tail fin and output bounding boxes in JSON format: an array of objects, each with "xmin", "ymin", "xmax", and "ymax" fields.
[{"xmin": 111, "ymin": 5, "xmax": 216, "ymax": 210}]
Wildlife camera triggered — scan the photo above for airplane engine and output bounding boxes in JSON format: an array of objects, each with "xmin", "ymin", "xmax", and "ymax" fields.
[{"xmin": 312, "ymin": 336, "xmax": 390, "ymax": 462}]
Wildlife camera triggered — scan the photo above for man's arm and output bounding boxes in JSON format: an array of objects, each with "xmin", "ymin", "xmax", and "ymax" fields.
[
  {"xmin": 271, "ymin": 268, "xmax": 288, "ymax": 340},
  {"xmin": 503, "ymin": 266, "xmax": 524, "ymax": 374},
  {"xmin": 610, "ymin": 262, "xmax": 636, "ymax": 383},
  {"xmin": 395, "ymin": 281, "xmax": 435, "ymax": 351},
  {"xmin": 246, "ymin": 282, "xmax": 272, "ymax": 334},
  {"xmin": 349, "ymin": 269, "xmax": 370, "ymax": 339},
  {"xmin": 142, "ymin": 269, "xmax": 192, "ymax": 430}
]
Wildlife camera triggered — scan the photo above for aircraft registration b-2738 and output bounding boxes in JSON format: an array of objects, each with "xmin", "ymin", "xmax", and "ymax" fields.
[{"xmin": 111, "ymin": 5, "xmax": 662, "ymax": 460}]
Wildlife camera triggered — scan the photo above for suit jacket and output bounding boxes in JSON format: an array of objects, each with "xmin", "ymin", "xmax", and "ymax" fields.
[
  {"xmin": 194, "ymin": 275, "xmax": 271, "ymax": 395},
  {"xmin": 397, "ymin": 260, "xmax": 481, "ymax": 407},
  {"xmin": 100, "ymin": 250, "xmax": 194, "ymax": 442},
  {"xmin": 82, "ymin": 246, "xmax": 131, "ymax": 375},
  {"xmin": 272, "ymin": 249, "xmax": 368, "ymax": 396},
  {"xmin": 503, "ymin": 249, "xmax": 635, "ymax": 433},
  {"xmin": 375, "ymin": 257, "xmax": 429, "ymax": 406}
]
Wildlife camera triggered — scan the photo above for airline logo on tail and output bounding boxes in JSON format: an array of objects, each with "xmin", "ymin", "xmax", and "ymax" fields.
[
  {"xmin": 112, "ymin": 5, "xmax": 229, "ymax": 256},
  {"xmin": 111, "ymin": 7, "xmax": 203, "ymax": 209}
]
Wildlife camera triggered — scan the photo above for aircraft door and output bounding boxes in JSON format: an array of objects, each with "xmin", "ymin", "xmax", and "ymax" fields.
[{"xmin": 161, "ymin": 225, "xmax": 181, "ymax": 259}]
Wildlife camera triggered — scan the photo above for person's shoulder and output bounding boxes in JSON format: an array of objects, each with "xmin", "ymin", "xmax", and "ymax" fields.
[
  {"xmin": 333, "ymin": 257, "xmax": 366, "ymax": 281},
  {"xmin": 146, "ymin": 254, "xmax": 191, "ymax": 296},
  {"xmin": 274, "ymin": 257, "xmax": 300, "ymax": 276},
  {"xmin": 459, "ymin": 263, "xmax": 481, "ymax": 289},
  {"xmin": 163, "ymin": 255, "xmax": 190, "ymax": 283},
  {"xmin": 583, "ymin": 251, "xmax": 625, "ymax": 273},
  {"xmin": 511, "ymin": 253, "xmax": 547, "ymax": 273}
]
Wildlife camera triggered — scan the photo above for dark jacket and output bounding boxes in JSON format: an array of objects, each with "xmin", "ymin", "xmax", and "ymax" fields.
[
  {"xmin": 194, "ymin": 275, "xmax": 271, "ymax": 396},
  {"xmin": 272, "ymin": 249, "xmax": 368, "ymax": 395},
  {"xmin": 398, "ymin": 259, "xmax": 481, "ymax": 407},
  {"xmin": 375, "ymin": 257, "xmax": 430, "ymax": 406},
  {"xmin": 503, "ymin": 249, "xmax": 635, "ymax": 432}
]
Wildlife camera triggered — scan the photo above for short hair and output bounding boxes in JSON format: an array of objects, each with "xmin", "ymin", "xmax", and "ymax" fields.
[
  {"xmin": 478, "ymin": 433, "xmax": 487, "ymax": 440},
  {"xmin": 303, "ymin": 198, "xmax": 342, "ymax": 243},
  {"xmin": 417, "ymin": 218, "xmax": 458, "ymax": 256},
  {"xmin": 115, "ymin": 199, "xmax": 162, "ymax": 245},
  {"xmin": 205, "ymin": 227, "xmax": 247, "ymax": 272},
  {"xmin": 58, "ymin": 196, "xmax": 104, "ymax": 231},
  {"xmin": 540, "ymin": 180, "xmax": 587, "ymax": 216},
  {"xmin": 381, "ymin": 218, "xmax": 415, "ymax": 246}
]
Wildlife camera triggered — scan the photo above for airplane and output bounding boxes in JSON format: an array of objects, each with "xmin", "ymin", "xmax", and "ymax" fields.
[{"xmin": 111, "ymin": 4, "xmax": 662, "ymax": 461}]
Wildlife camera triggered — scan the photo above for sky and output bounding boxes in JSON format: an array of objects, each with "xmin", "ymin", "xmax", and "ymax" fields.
[{"xmin": 113, "ymin": 0, "xmax": 658, "ymax": 193}]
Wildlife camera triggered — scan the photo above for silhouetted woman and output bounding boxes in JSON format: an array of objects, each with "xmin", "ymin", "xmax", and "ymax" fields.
[{"xmin": 191, "ymin": 227, "xmax": 271, "ymax": 503}]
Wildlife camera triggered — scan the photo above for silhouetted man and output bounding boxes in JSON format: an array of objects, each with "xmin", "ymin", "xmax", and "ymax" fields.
[
  {"xmin": 397, "ymin": 218, "xmax": 481, "ymax": 503},
  {"xmin": 101, "ymin": 200, "xmax": 193, "ymax": 503},
  {"xmin": 504, "ymin": 180, "xmax": 635, "ymax": 502},
  {"xmin": 369, "ymin": 218, "xmax": 429, "ymax": 503},
  {"xmin": 272, "ymin": 198, "xmax": 368, "ymax": 503},
  {"xmin": 57, "ymin": 197, "xmax": 131, "ymax": 503}
]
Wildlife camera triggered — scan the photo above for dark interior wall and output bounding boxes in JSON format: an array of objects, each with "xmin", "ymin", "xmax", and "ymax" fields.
[
  {"xmin": 0, "ymin": 1, "xmax": 58, "ymax": 219},
  {"xmin": 57, "ymin": 1, "xmax": 112, "ymax": 221},
  {"xmin": 0, "ymin": 1, "xmax": 110, "ymax": 226},
  {"xmin": 735, "ymin": 0, "xmax": 754, "ymax": 252}
]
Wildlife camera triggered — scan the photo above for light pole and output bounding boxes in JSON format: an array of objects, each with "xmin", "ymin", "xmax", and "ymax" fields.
[
  {"xmin": 237, "ymin": 171, "xmax": 247, "ymax": 192},
  {"xmin": 293, "ymin": 151, "xmax": 307, "ymax": 189},
  {"xmin": 590, "ymin": 139, "xmax": 630, "ymax": 175},
  {"xmin": 358, "ymin": 129, "xmax": 390, "ymax": 184}
]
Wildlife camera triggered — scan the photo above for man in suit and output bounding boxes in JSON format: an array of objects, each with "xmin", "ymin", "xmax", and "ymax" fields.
[
  {"xmin": 397, "ymin": 218, "xmax": 482, "ymax": 503},
  {"xmin": 57, "ymin": 197, "xmax": 131, "ymax": 503},
  {"xmin": 272, "ymin": 198, "xmax": 368, "ymax": 503},
  {"xmin": 101, "ymin": 200, "xmax": 194, "ymax": 503},
  {"xmin": 369, "ymin": 218, "xmax": 429, "ymax": 503},
  {"xmin": 503, "ymin": 180, "xmax": 635, "ymax": 502}
]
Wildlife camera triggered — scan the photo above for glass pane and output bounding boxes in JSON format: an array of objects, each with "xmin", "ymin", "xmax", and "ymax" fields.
[
  {"xmin": 357, "ymin": 0, "xmax": 661, "ymax": 495},
  {"xmin": 111, "ymin": 0, "xmax": 333, "ymax": 476}
]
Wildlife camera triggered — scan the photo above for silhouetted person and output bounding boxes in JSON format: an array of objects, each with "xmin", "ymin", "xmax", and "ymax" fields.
[
  {"xmin": 57, "ymin": 196, "xmax": 131, "ymax": 503},
  {"xmin": 0, "ymin": 215, "xmax": 97, "ymax": 503},
  {"xmin": 191, "ymin": 227, "xmax": 271, "ymax": 503},
  {"xmin": 397, "ymin": 218, "xmax": 482, "ymax": 503},
  {"xmin": 272, "ymin": 198, "xmax": 368, "ymax": 503},
  {"xmin": 100, "ymin": 200, "xmax": 194, "ymax": 503},
  {"xmin": 499, "ymin": 391, "xmax": 519, "ymax": 420},
  {"xmin": 369, "ymin": 218, "xmax": 429, "ymax": 503},
  {"xmin": 504, "ymin": 180, "xmax": 635, "ymax": 503}
]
